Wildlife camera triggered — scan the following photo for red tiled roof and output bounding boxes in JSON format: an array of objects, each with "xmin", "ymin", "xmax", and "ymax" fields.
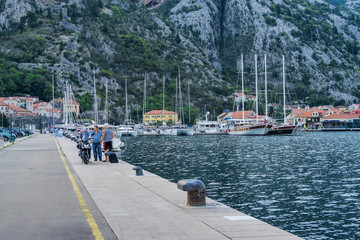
[
  {"xmin": 0, "ymin": 100, "xmax": 8, "ymax": 106},
  {"xmin": 292, "ymin": 108, "xmax": 308, "ymax": 116},
  {"xmin": 53, "ymin": 98, "xmax": 78, "ymax": 105},
  {"xmin": 8, "ymin": 104, "xmax": 30, "ymax": 112},
  {"xmin": 41, "ymin": 108, "xmax": 62, "ymax": 113},
  {"xmin": 295, "ymin": 111, "xmax": 313, "ymax": 118},
  {"xmin": 332, "ymin": 109, "xmax": 343, "ymax": 114},
  {"xmin": 322, "ymin": 113, "xmax": 357, "ymax": 120},
  {"xmin": 145, "ymin": 110, "xmax": 176, "ymax": 115},
  {"xmin": 230, "ymin": 111, "xmax": 254, "ymax": 119},
  {"xmin": 18, "ymin": 112, "xmax": 38, "ymax": 117}
]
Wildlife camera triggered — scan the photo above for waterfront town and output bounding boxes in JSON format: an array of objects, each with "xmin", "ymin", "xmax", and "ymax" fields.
[{"xmin": 1, "ymin": 94, "xmax": 360, "ymax": 131}]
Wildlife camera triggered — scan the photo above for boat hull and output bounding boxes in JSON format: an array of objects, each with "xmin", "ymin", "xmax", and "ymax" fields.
[
  {"xmin": 120, "ymin": 131, "xmax": 138, "ymax": 137},
  {"xmin": 268, "ymin": 125, "xmax": 297, "ymax": 135},
  {"xmin": 161, "ymin": 129, "xmax": 177, "ymax": 136},
  {"xmin": 177, "ymin": 129, "xmax": 194, "ymax": 136},
  {"xmin": 227, "ymin": 124, "xmax": 270, "ymax": 136}
]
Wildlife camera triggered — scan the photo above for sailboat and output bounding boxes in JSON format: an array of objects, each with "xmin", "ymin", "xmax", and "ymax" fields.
[
  {"xmin": 118, "ymin": 77, "xmax": 137, "ymax": 137},
  {"xmin": 102, "ymin": 79, "xmax": 124, "ymax": 150},
  {"xmin": 174, "ymin": 69, "xmax": 194, "ymax": 136},
  {"xmin": 158, "ymin": 76, "xmax": 177, "ymax": 136},
  {"xmin": 227, "ymin": 54, "xmax": 271, "ymax": 136},
  {"xmin": 268, "ymin": 55, "xmax": 297, "ymax": 135}
]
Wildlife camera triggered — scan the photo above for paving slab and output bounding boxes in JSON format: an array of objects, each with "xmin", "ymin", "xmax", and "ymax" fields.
[{"xmin": 57, "ymin": 136, "xmax": 303, "ymax": 240}]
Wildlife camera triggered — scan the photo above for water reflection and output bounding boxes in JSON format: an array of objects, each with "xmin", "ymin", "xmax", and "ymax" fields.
[{"xmin": 120, "ymin": 132, "xmax": 360, "ymax": 239}]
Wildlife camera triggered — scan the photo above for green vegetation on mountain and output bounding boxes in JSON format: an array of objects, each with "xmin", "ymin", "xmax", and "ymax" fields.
[
  {"xmin": 1, "ymin": 0, "xmax": 360, "ymax": 120},
  {"xmin": 0, "ymin": 57, "xmax": 56, "ymax": 101}
]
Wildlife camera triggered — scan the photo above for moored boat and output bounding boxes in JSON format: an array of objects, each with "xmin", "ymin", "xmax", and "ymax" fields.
[
  {"xmin": 227, "ymin": 122, "xmax": 271, "ymax": 136},
  {"xmin": 268, "ymin": 124, "xmax": 297, "ymax": 135}
]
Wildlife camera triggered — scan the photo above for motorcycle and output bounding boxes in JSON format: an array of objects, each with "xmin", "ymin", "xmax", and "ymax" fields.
[{"xmin": 77, "ymin": 139, "xmax": 91, "ymax": 164}]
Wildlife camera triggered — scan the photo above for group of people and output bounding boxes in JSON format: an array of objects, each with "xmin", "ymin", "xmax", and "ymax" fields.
[{"xmin": 80, "ymin": 123, "xmax": 114, "ymax": 162}]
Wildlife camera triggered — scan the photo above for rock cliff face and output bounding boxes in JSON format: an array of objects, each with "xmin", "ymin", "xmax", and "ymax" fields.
[
  {"xmin": 162, "ymin": 0, "xmax": 360, "ymax": 103},
  {"xmin": 1, "ymin": 0, "xmax": 360, "ymax": 114}
]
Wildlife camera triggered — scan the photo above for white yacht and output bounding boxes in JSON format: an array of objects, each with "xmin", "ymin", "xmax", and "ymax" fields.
[
  {"xmin": 112, "ymin": 130, "xmax": 125, "ymax": 150},
  {"xmin": 195, "ymin": 120, "xmax": 219, "ymax": 134},
  {"xmin": 117, "ymin": 125, "xmax": 138, "ymax": 137},
  {"xmin": 194, "ymin": 112, "xmax": 220, "ymax": 134},
  {"xmin": 172, "ymin": 124, "xmax": 194, "ymax": 136},
  {"xmin": 159, "ymin": 127, "xmax": 178, "ymax": 136}
]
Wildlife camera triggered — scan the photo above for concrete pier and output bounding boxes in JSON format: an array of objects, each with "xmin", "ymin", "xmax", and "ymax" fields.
[
  {"xmin": 0, "ymin": 134, "xmax": 302, "ymax": 239},
  {"xmin": 57, "ymin": 136, "xmax": 303, "ymax": 240}
]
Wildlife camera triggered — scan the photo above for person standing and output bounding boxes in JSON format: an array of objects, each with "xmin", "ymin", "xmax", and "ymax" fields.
[
  {"xmin": 101, "ymin": 123, "xmax": 114, "ymax": 162},
  {"xmin": 91, "ymin": 125, "xmax": 102, "ymax": 161}
]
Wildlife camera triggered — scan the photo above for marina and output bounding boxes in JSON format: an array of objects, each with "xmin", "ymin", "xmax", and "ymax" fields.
[{"xmin": 118, "ymin": 131, "xmax": 360, "ymax": 240}]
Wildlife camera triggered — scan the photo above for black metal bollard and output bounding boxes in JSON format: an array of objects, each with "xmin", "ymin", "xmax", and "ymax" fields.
[
  {"xmin": 133, "ymin": 166, "xmax": 144, "ymax": 176},
  {"xmin": 177, "ymin": 179, "xmax": 206, "ymax": 206}
]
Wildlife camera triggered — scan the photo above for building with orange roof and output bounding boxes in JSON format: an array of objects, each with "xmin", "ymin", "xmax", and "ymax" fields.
[
  {"xmin": 34, "ymin": 107, "xmax": 62, "ymax": 119},
  {"xmin": 8, "ymin": 104, "xmax": 32, "ymax": 116},
  {"xmin": 233, "ymin": 92, "xmax": 256, "ymax": 103},
  {"xmin": 50, "ymin": 98, "xmax": 79, "ymax": 117},
  {"xmin": 0, "ymin": 99, "xmax": 9, "ymax": 114},
  {"xmin": 321, "ymin": 113, "xmax": 360, "ymax": 130},
  {"xmin": 230, "ymin": 111, "xmax": 255, "ymax": 119},
  {"xmin": 336, "ymin": 105, "xmax": 347, "ymax": 111},
  {"xmin": 143, "ymin": 110, "xmax": 178, "ymax": 125},
  {"xmin": 293, "ymin": 110, "xmax": 321, "ymax": 129}
]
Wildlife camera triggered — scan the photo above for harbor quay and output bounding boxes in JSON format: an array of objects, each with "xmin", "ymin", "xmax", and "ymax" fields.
[{"xmin": 1, "ymin": 134, "xmax": 302, "ymax": 240}]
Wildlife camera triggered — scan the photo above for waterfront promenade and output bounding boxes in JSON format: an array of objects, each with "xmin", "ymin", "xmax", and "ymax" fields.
[{"xmin": 0, "ymin": 134, "xmax": 302, "ymax": 239}]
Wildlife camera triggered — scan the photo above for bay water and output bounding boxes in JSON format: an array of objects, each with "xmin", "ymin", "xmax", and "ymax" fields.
[{"xmin": 119, "ymin": 132, "xmax": 360, "ymax": 239}]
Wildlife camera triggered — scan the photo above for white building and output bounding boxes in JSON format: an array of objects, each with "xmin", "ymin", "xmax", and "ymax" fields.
[{"xmin": 348, "ymin": 104, "xmax": 360, "ymax": 111}]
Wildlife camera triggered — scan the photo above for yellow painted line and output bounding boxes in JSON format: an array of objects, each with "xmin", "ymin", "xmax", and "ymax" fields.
[{"xmin": 55, "ymin": 138, "xmax": 104, "ymax": 240}]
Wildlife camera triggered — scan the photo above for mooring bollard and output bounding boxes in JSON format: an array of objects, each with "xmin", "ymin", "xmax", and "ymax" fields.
[
  {"xmin": 133, "ymin": 166, "xmax": 144, "ymax": 176},
  {"xmin": 177, "ymin": 179, "xmax": 206, "ymax": 206}
]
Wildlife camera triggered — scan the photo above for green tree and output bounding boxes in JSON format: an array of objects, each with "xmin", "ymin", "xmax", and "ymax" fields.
[
  {"xmin": 79, "ymin": 93, "xmax": 92, "ymax": 112},
  {"xmin": 0, "ymin": 113, "xmax": 9, "ymax": 127}
]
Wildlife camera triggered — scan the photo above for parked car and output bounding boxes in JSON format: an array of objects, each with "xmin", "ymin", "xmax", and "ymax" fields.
[{"xmin": 0, "ymin": 128, "xmax": 17, "ymax": 141}]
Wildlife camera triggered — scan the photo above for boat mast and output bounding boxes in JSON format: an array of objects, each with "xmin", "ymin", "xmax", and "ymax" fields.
[
  {"xmin": 283, "ymin": 55, "xmax": 286, "ymax": 124},
  {"xmin": 175, "ymin": 74, "xmax": 178, "ymax": 123},
  {"xmin": 178, "ymin": 67, "xmax": 182, "ymax": 124},
  {"xmin": 162, "ymin": 76, "xmax": 165, "ymax": 125},
  {"xmin": 125, "ymin": 77, "xmax": 128, "ymax": 124},
  {"xmin": 105, "ymin": 79, "xmax": 108, "ymax": 123},
  {"xmin": 69, "ymin": 84, "xmax": 73, "ymax": 125},
  {"xmin": 64, "ymin": 81, "xmax": 67, "ymax": 126},
  {"xmin": 52, "ymin": 74, "xmax": 54, "ymax": 127},
  {"xmin": 241, "ymin": 54, "xmax": 245, "ymax": 121},
  {"xmin": 265, "ymin": 54, "xmax": 268, "ymax": 119},
  {"xmin": 93, "ymin": 71, "xmax": 98, "ymax": 123},
  {"xmin": 188, "ymin": 82, "xmax": 190, "ymax": 126},
  {"xmin": 255, "ymin": 54, "xmax": 258, "ymax": 123},
  {"xmin": 143, "ymin": 72, "xmax": 147, "ymax": 124}
]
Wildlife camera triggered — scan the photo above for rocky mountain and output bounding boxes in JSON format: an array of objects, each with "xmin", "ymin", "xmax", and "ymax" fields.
[{"xmin": 1, "ymin": 0, "xmax": 360, "ymax": 122}]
